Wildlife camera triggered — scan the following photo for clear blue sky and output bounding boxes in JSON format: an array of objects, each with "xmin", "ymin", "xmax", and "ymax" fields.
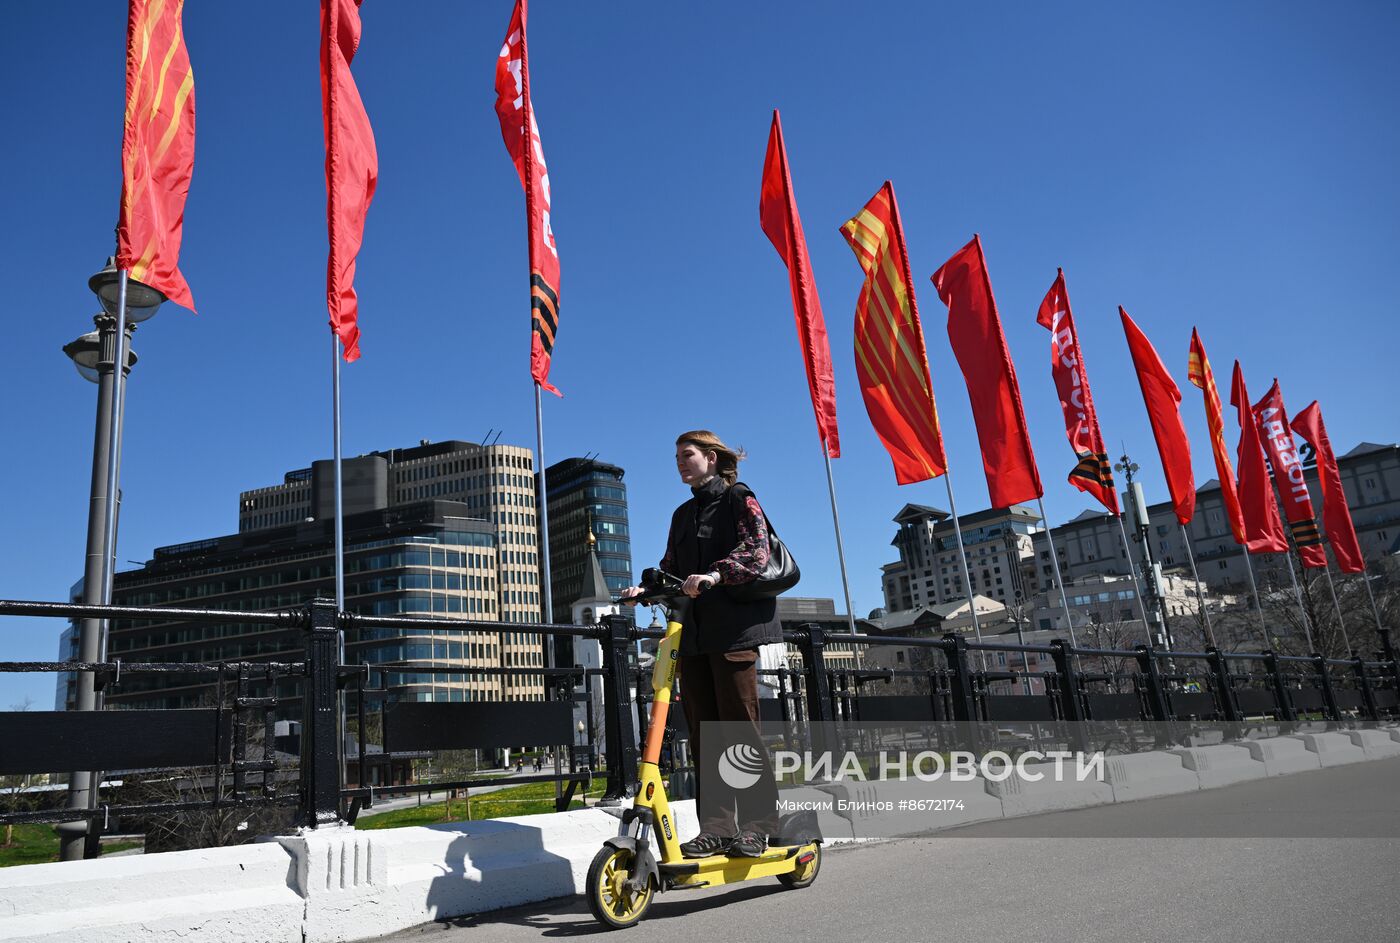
[{"xmin": 2, "ymin": 1, "xmax": 1397, "ymax": 709}]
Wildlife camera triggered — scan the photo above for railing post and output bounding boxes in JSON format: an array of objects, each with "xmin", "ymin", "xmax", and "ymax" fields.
[
  {"xmin": 599, "ymin": 615, "xmax": 639, "ymax": 800},
  {"xmin": 941, "ymin": 634, "xmax": 978, "ymax": 723},
  {"xmin": 1354, "ymin": 656, "xmax": 1379, "ymax": 722},
  {"xmin": 1049, "ymin": 639, "xmax": 1085, "ymax": 723},
  {"xmin": 795, "ymin": 624, "xmax": 834, "ymax": 759},
  {"xmin": 301, "ymin": 598, "xmax": 342, "ymax": 828},
  {"xmin": 1262, "ymin": 650, "xmax": 1296, "ymax": 722},
  {"xmin": 796, "ymin": 624, "xmax": 832, "ymax": 723},
  {"xmin": 1313, "ymin": 652, "xmax": 1341, "ymax": 723},
  {"xmin": 1206, "ymin": 647, "xmax": 1241, "ymax": 724},
  {"xmin": 1135, "ymin": 645, "xmax": 1170, "ymax": 722}
]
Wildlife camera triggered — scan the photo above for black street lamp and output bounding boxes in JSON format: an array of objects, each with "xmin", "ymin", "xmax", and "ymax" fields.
[
  {"xmin": 88, "ymin": 257, "xmax": 165, "ymax": 323},
  {"xmin": 56, "ymin": 259, "xmax": 162, "ymax": 861}
]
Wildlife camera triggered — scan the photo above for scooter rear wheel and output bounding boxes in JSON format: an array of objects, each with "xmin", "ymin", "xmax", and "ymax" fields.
[
  {"xmin": 587, "ymin": 846, "xmax": 655, "ymax": 929},
  {"xmin": 776, "ymin": 842, "xmax": 821, "ymax": 889}
]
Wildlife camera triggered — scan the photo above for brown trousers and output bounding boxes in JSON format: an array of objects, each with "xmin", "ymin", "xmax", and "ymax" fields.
[{"xmin": 678, "ymin": 649, "xmax": 780, "ymax": 837}]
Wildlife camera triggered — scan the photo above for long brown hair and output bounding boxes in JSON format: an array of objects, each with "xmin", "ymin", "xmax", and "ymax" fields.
[{"xmin": 675, "ymin": 430, "xmax": 745, "ymax": 485}]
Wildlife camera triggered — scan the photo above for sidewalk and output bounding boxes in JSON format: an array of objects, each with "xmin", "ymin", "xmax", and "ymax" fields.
[{"xmin": 354, "ymin": 767, "xmax": 587, "ymax": 819}]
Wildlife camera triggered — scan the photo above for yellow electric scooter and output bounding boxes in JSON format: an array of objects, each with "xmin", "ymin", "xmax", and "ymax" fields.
[{"xmin": 586, "ymin": 569, "xmax": 822, "ymax": 930}]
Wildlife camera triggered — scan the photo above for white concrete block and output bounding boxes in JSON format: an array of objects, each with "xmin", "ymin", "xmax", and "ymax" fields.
[
  {"xmin": 1346, "ymin": 728, "xmax": 1400, "ymax": 759},
  {"xmin": 282, "ymin": 811, "xmax": 625, "ymax": 943},
  {"xmin": 1103, "ymin": 751, "xmax": 1201, "ymax": 802},
  {"xmin": 1241, "ymin": 736, "xmax": 1323, "ymax": 776},
  {"xmin": 0, "ymin": 842, "xmax": 303, "ymax": 943},
  {"xmin": 1168, "ymin": 744, "xmax": 1266, "ymax": 788},
  {"xmin": 774, "ymin": 785, "xmax": 859, "ymax": 841},
  {"xmin": 982, "ymin": 759, "xmax": 1115, "ymax": 816},
  {"xmin": 1293, "ymin": 731, "xmax": 1368, "ymax": 767},
  {"xmin": 807, "ymin": 776, "xmax": 1004, "ymax": 837}
]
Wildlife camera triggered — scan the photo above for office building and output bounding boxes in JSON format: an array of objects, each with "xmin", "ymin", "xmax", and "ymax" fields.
[{"xmin": 544, "ymin": 457, "xmax": 632, "ymax": 624}]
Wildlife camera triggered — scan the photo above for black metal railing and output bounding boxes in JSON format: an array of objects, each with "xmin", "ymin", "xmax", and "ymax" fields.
[{"xmin": 2, "ymin": 595, "xmax": 1398, "ymax": 857}]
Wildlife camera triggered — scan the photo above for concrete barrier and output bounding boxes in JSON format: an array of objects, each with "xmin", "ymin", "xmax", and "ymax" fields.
[
  {"xmin": 1345, "ymin": 728, "xmax": 1400, "ymax": 759},
  {"xmin": 0, "ymin": 842, "xmax": 302, "ymax": 943},
  {"xmin": 1168, "ymin": 745, "xmax": 1266, "ymax": 788},
  {"xmin": 1293, "ymin": 731, "xmax": 1368, "ymax": 767},
  {"xmin": 280, "ymin": 809, "xmax": 623, "ymax": 943},
  {"xmin": 982, "ymin": 758, "xmax": 1114, "ymax": 816},
  {"xmin": 1103, "ymin": 751, "xmax": 1200, "ymax": 802},
  {"xmin": 807, "ymin": 775, "xmax": 1005, "ymax": 836},
  {"xmin": 1240, "ymin": 736, "xmax": 1323, "ymax": 776}
]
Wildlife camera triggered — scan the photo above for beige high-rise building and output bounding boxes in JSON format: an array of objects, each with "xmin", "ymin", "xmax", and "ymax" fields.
[{"xmin": 237, "ymin": 439, "xmax": 548, "ymax": 702}]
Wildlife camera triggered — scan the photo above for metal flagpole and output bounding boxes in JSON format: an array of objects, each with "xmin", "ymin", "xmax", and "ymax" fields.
[
  {"xmin": 939, "ymin": 468, "xmax": 985, "ymax": 670},
  {"xmin": 100, "ymin": 272, "xmax": 129, "ymax": 615},
  {"xmin": 1362, "ymin": 573, "xmax": 1384, "ymax": 635},
  {"xmin": 1240, "ymin": 546, "xmax": 1268, "ymax": 643},
  {"xmin": 331, "ymin": 331, "xmax": 347, "ymax": 795},
  {"xmin": 1282, "ymin": 550, "xmax": 1315, "ymax": 651},
  {"xmin": 1036, "ymin": 498, "xmax": 1078, "ymax": 652},
  {"xmin": 821, "ymin": 445, "xmax": 857, "ymax": 635},
  {"xmin": 332, "ymin": 332, "xmax": 345, "ymax": 610},
  {"xmin": 533, "ymin": 381, "xmax": 563, "ymax": 803},
  {"xmin": 1322, "ymin": 567, "xmax": 1352, "ymax": 656},
  {"xmin": 535, "ymin": 382, "xmax": 554, "ymax": 631},
  {"xmin": 1114, "ymin": 514, "xmax": 1153, "ymax": 645},
  {"xmin": 1178, "ymin": 524, "xmax": 1215, "ymax": 649}
]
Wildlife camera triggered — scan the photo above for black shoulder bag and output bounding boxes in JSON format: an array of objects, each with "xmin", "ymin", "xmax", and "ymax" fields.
[{"xmin": 723, "ymin": 482, "xmax": 800, "ymax": 600}]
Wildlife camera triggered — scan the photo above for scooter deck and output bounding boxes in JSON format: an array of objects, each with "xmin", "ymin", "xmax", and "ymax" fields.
[{"xmin": 658, "ymin": 842, "xmax": 817, "ymax": 887}]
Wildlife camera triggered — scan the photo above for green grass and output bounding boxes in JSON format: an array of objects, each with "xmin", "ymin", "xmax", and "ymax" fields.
[
  {"xmin": 356, "ymin": 780, "xmax": 607, "ymax": 830},
  {"xmin": 0, "ymin": 825, "xmax": 142, "ymax": 868}
]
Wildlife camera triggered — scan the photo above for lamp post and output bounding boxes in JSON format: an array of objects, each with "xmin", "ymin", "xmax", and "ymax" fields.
[
  {"xmin": 57, "ymin": 259, "xmax": 161, "ymax": 861},
  {"xmin": 1115, "ymin": 454, "xmax": 1174, "ymax": 648}
]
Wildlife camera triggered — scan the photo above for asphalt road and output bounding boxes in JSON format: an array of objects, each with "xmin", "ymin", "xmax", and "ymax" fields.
[{"xmin": 381, "ymin": 757, "xmax": 1400, "ymax": 943}]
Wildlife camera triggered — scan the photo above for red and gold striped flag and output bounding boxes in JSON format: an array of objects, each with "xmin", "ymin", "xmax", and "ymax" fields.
[
  {"xmin": 839, "ymin": 182, "xmax": 946, "ymax": 484},
  {"xmin": 1188, "ymin": 329, "xmax": 1247, "ymax": 545},
  {"xmin": 116, "ymin": 0, "xmax": 197, "ymax": 312}
]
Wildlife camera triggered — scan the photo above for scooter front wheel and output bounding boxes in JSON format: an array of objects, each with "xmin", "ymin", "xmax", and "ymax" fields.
[{"xmin": 587, "ymin": 846, "xmax": 655, "ymax": 930}]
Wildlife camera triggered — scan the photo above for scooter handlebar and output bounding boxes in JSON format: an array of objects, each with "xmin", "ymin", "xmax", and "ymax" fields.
[{"xmin": 617, "ymin": 568, "xmax": 686, "ymax": 605}]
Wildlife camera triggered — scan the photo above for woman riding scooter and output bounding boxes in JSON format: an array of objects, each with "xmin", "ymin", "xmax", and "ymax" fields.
[{"xmin": 620, "ymin": 430, "xmax": 781, "ymax": 858}]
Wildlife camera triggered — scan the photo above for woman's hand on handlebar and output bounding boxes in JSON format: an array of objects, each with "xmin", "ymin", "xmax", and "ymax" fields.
[
  {"xmin": 618, "ymin": 586, "xmax": 645, "ymax": 607},
  {"xmin": 681, "ymin": 573, "xmax": 717, "ymax": 597}
]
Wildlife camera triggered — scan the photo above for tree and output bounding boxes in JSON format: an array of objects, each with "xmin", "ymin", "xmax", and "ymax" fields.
[
  {"xmin": 124, "ymin": 691, "xmax": 296, "ymax": 853},
  {"xmin": 1, "ymin": 697, "xmax": 37, "ymax": 848}
]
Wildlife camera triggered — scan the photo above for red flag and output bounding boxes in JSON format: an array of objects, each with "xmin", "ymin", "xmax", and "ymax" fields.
[
  {"xmin": 1253, "ymin": 381, "xmax": 1327, "ymax": 568},
  {"xmin": 1188, "ymin": 330, "xmax": 1247, "ymax": 545},
  {"xmin": 1120, "ymin": 309, "xmax": 1194, "ymax": 525},
  {"xmin": 933, "ymin": 236, "xmax": 1042, "ymax": 507},
  {"xmin": 1036, "ymin": 269, "xmax": 1117, "ymax": 514},
  {"xmin": 1230, "ymin": 363, "xmax": 1289, "ymax": 554},
  {"xmin": 839, "ymin": 183, "xmax": 946, "ymax": 484},
  {"xmin": 1291, "ymin": 402, "xmax": 1365, "ymax": 573},
  {"xmin": 322, "ymin": 0, "xmax": 378, "ymax": 363},
  {"xmin": 495, "ymin": 0, "xmax": 562, "ymax": 395},
  {"xmin": 117, "ymin": 0, "xmax": 197, "ymax": 312},
  {"xmin": 760, "ymin": 111, "xmax": 839, "ymax": 458}
]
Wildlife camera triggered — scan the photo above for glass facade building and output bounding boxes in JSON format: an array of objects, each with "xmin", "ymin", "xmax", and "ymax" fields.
[{"xmin": 545, "ymin": 458, "xmax": 632, "ymax": 624}]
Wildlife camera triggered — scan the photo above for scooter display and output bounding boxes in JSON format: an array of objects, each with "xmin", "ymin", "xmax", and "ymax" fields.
[{"xmin": 586, "ymin": 568, "xmax": 822, "ymax": 930}]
